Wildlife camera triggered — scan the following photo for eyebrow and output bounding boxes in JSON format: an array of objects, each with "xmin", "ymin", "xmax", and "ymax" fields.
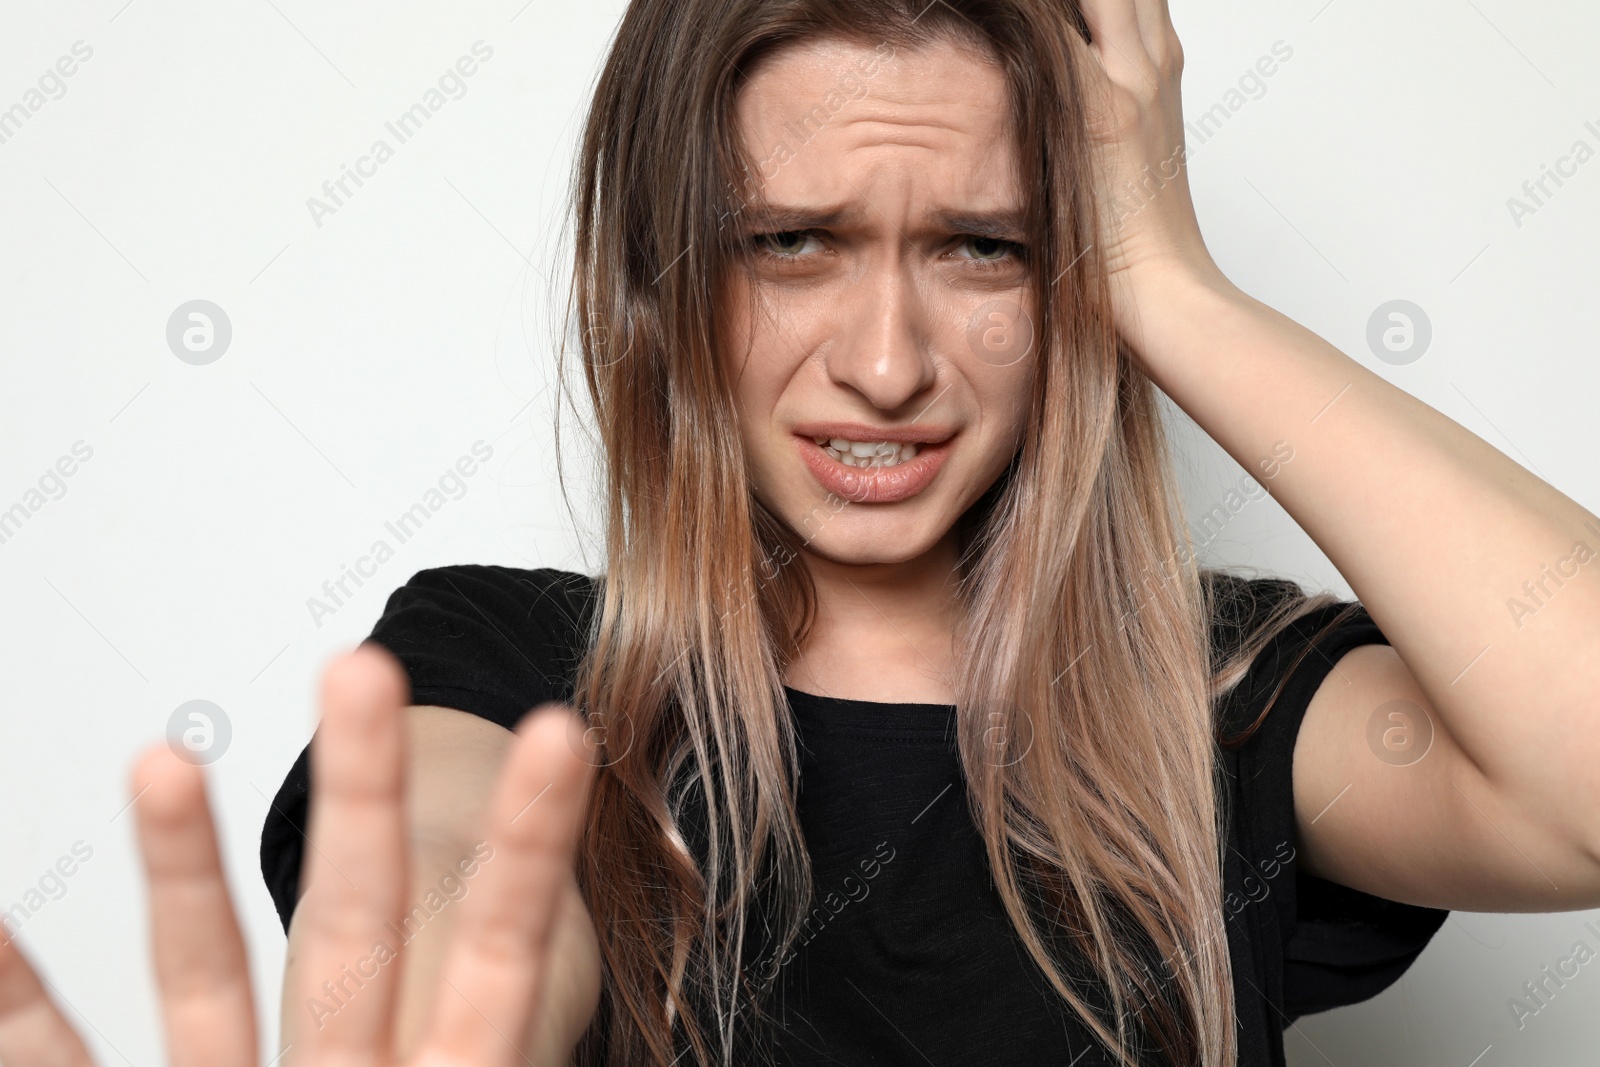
[
  {"xmin": 742, "ymin": 204, "xmax": 851, "ymax": 232},
  {"xmin": 741, "ymin": 203, "xmax": 1029, "ymax": 242},
  {"xmin": 929, "ymin": 208, "xmax": 1028, "ymax": 242}
]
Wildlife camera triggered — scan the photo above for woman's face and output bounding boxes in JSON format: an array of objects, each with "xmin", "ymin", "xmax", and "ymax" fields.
[{"xmin": 720, "ymin": 34, "xmax": 1036, "ymax": 568}]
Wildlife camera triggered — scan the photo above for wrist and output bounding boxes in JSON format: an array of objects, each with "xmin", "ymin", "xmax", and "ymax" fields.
[{"xmin": 1110, "ymin": 259, "xmax": 1244, "ymax": 362}]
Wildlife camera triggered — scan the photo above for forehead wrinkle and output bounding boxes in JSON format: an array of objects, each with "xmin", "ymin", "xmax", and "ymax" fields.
[
  {"xmin": 796, "ymin": 144, "xmax": 1020, "ymax": 219},
  {"xmin": 830, "ymin": 109, "xmax": 999, "ymax": 148},
  {"xmin": 828, "ymin": 109, "xmax": 1015, "ymax": 171}
]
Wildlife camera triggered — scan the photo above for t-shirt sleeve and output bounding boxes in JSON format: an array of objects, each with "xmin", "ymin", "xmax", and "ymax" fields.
[
  {"xmin": 257, "ymin": 564, "xmax": 600, "ymax": 933},
  {"xmin": 1213, "ymin": 576, "xmax": 1450, "ymax": 1023}
]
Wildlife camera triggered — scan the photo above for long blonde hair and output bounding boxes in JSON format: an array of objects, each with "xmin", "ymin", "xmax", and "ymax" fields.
[{"xmin": 555, "ymin": 2, "xmax": 1355, "ymax": 1064}]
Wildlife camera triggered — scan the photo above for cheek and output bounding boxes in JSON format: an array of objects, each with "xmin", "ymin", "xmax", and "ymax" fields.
[
  {"xmin": 969, "ymin": 362, "xmax": 1034, "ymax": 465},
  {"xmin": 717, "ymin": 287, "xmax": 771, "ymax": 435},
  {"xmin": 715, "ymin": 276, "xmax": 754, "ymax": 386},
  {"xmin": 955, "ymin": 292, "xmax": 1036, "ymax": 372},
  {"xmin": 719, "ymin": 284, "xmax": 820, "ymax": 414},
  {"xmin": 721, "ymin": 325, "xmax": 785, "ymax": 425},
  {"xmin": 716, "ymin": 288, "xmax": 788, "ymax": 481}
]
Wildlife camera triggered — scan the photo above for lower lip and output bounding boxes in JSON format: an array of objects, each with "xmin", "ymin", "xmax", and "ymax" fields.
[{"xmin": 794, "ymin": 435, "xmax": 953, "ymax": 503}]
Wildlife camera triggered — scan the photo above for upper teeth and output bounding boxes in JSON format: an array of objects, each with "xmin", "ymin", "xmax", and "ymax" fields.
[{"xmin": 813, "ymin": 437, "xmax": 920, "ymax": 468}]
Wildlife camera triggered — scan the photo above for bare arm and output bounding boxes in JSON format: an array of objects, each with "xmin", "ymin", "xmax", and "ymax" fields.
[
  {"xmin": 277, "ymin": 704, "xmax": 602, "ymax": 1063},
  {"xmin": 1065, "ymin": 0, "xmax": 1600, "ymax": 911}
]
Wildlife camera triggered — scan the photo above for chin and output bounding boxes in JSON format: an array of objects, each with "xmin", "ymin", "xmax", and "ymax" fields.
[{"xmin": 793, "ymin": 519, "xmax": 946, "ymax": 567}]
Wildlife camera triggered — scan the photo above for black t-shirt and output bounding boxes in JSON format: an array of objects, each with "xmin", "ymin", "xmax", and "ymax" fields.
[{"xmin": 259, "ymin": 564, "xmax": 1449, "ymax": 1066}]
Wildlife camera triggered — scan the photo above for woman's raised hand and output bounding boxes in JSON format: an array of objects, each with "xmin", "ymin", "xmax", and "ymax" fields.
[
  {"xmin": 1066, "ymin": 0, "xmax": 1225, "ymax": 330},
  {"xmin": 0, "ymin": 643, "xmax": 601, "ymax": 1067}
]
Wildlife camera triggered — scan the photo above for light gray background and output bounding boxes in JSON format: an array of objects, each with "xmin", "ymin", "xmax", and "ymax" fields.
[{"xmin": 1, "ymin": 1, "xmax": 1595, "ymax": 1063}]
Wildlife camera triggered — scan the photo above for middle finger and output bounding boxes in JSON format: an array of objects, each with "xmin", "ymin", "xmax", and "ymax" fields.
[{"xmin": 291, "ymin": 643, "xmax": 412, "ymax": 1057}]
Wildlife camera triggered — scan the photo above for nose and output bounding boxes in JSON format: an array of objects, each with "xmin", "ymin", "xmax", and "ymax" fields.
[{"xmin": 824, "ymin": 255, "xmax": 938, "ymax": 411}]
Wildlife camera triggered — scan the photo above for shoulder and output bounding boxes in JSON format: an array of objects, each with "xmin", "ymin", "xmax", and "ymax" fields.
[
  {"xmin": 1204, "ymin": 569, "xmax": 1448, "ymax": 1020},
  {"xmin": 258, "ymin": 563, "xmax": 605, "ymax": 933},
  {"xmin": 365, "ymin": 563, "xmax": 604, "ymax": 730},
  {"xmin": 376, "ymin": 563, "xmax": 601, "ymax": 628},
  {"xmin": 1202, "ymin": 568, "xmax": 1382, "ymax": 848},
  {"xmin": 1201, "ymin": 569, "xmax": 1374, "ymax": 741}
]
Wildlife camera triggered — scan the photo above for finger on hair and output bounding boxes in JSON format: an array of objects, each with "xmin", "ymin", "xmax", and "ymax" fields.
[{"xmin": 1077, "ymin": 0, "xmax": 1162, "ymax": 85}]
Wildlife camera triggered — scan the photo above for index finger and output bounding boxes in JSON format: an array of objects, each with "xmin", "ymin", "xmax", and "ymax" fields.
[
  {"xmin": 132, "ymin": 745, "xmax": 258, "ymax": 1067},
  {"xmin": 414, "ymin": 704, "xmax": 597, "ymax": 1067}
]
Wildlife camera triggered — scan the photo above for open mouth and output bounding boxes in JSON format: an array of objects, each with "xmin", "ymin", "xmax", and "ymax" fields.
[
  {"xmin": 793, "ymin": 433, "xmax": 954, "ymax": 504},
  {"xmin": 810, "ymin": 436, "xmax": 925, "ymax": 468}
]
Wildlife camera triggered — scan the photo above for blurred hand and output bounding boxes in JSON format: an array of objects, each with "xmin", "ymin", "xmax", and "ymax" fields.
[{"xmin": 0, "ymin": 644, "xmax": 600, "ymax": 1067}]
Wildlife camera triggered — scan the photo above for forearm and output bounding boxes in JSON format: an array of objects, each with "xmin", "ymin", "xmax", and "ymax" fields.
[
  {"xmin": 276, "ymin": 834, "xmax": 474, "ymax": 1054},
  {"xmin": 278, "ymin": 833, "xmax": 596, "ymax": 1064},
  {"xmin": 1122, "ymin": 270, "xmax": 1600, "ymax": 841},
  {"xmin": 277, "ymin": 705, "xmax": 600, "ymax": 1063}
]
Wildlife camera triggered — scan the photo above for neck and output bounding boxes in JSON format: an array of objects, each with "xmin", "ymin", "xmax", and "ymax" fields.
[{"xmin": 783, "ymin": 530, "xmax": 962, "ymax": 704}]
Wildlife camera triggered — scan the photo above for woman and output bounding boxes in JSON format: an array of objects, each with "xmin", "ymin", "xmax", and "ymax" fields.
[{"xmin": 3, "ymin": 0, "xmax": 1597, "ymax": 1064}]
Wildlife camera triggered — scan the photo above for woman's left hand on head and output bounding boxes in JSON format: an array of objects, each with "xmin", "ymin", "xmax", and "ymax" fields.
[{"xmin": 1064, "ymin": 0, "xmax": 1229, "ymax": 333}]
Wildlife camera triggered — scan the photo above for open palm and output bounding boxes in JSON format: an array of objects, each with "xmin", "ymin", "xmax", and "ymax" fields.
[{"xmin": 0, "ymin": 645, "xmax": 599, "ymax": 1067}]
